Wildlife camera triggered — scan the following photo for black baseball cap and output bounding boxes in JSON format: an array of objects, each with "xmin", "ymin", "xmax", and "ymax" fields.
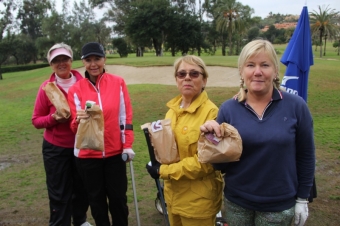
[{"xmin": 81, "ymin": 42, "xmax": 105, "ymax": 59}]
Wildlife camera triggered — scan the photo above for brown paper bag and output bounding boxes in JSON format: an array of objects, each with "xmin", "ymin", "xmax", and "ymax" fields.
[
  {"xmin": 43, "ymin": 82, "xmax": 70, "ymax": 119},
  {"xmin": 198, "ymin": 123, "xmax": 242, "ymax": 163},
  {"xmin": 76, "ymin": 105, "xmax": 104, "ymax": 151},
  {"xmin": 141, "ymin": 119, "xmax": 179, "ymax": 164}
]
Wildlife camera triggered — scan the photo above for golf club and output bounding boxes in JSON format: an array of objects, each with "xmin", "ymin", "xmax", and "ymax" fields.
[{"xmin": 122, "ymin": 153, "xmax": 141, "ymax": 226}]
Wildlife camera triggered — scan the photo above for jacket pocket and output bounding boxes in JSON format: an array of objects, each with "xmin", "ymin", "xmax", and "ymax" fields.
[{"xmin": 190, "ymin": 174, "xmax": 222, "ymax": 200}]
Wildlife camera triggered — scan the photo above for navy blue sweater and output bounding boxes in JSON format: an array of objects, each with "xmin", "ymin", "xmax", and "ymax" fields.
[{"xmin": 214, "ymin": 89, "xmax": 315, "ymax": 212}]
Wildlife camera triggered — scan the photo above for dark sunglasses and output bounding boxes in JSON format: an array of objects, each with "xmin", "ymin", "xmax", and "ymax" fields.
[{"xmin": 176, "ymin": 70, "xmax": 202, "ymax": 79}]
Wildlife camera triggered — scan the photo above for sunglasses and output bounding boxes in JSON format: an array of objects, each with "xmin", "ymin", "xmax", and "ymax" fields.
[{"xmin": 176, "ymin": 70, "xmax": 203, "ymax": 79}]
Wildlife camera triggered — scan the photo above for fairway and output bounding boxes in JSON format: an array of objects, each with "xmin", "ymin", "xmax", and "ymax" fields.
[{"xmin": 0, "ymin": 51, "xmax": 339, "ymax": 225}]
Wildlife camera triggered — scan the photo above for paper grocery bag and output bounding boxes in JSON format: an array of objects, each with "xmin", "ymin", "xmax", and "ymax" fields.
[
  {"xmin": 198, "ymin": 122, "xmax": 242, "ymax": 163},
  {"xmin": 43, "ymin": 82, "xmax": 70, "ymax": 119},
  {"xmin": 141, "ymin": 119, "xmax": 179, "ymax": 164},
  {"xmin": 76, "ymin": 105, "xmax": 104, "ymax": 151}
]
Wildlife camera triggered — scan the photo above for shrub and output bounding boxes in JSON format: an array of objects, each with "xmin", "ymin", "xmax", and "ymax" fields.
[{"xmin": 112, "ymin": 38, "xmax": 129, "ymax": 58}]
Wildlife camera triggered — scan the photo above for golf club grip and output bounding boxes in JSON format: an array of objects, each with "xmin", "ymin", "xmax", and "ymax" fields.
[{"xmin": 143, "ymin": 128, "xmax": 157, "ymax": 164}]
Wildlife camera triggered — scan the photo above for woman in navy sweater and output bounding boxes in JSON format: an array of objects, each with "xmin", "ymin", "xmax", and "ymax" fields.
[{"xmin": 200, "ymin": 39, "xmax": 315, "ymax": 226}]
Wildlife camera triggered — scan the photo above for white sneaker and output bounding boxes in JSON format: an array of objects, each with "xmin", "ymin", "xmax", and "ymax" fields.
[{"xmin": 80, "ymin": 222, "xmax": 93, "ymax": 226}]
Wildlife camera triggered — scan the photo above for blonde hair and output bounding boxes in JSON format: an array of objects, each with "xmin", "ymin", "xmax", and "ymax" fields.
[
  {"xmin": 237, "ymin": 39, "xmax": 281, "ymax": 102},
  {"xmin": 173, "ymin": 55, "xmax": 209, "ymax": 79},
  {"xmin": 46, "ymin": 43, "xmax": 73, "ymax": 63}
]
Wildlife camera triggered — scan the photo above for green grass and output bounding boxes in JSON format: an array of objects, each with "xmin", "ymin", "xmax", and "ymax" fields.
[{"xmin": 0, "ymin": 44, "xmax": 339, "ymax": 225}]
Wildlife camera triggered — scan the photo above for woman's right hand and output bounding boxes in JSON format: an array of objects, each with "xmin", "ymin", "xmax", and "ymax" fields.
[
  {"xmin": 75, "ymin": 109, "xmax": 90, "ymax": 123},
  {"xmin": 200, "ymin": 120, "xmax": 222, "ymax": 137}
]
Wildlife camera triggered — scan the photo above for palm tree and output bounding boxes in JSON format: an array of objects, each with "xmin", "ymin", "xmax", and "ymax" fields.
[
  {"xmin": 310, "ymin": 5, "xmax": 340, "ymax": 58},
  {"xmin": 234, "ymin": 5, "xmax": 254, "ymax": 54},
  {"xmin": 214, "ymin": 0, "xmax": 248, "ymax": 56}
]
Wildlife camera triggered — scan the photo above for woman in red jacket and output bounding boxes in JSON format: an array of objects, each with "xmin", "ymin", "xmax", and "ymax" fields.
[
  {"xmin": 32, "ymin": 43, "xmax": 91, "ymax": 226},
  {"xmin": 67, "ymin": 42, "xmax": 135, "ymax": 226}
]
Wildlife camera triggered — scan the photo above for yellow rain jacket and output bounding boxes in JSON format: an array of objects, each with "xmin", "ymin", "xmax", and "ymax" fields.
[{"xmin": 160, "ymin": 91, "xmax": 223, "ymax": 219}]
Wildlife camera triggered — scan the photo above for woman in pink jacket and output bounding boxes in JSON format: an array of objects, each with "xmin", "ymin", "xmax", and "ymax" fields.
[{"xmin": 32, "ymin": 43, "xmax": 91, "ymax": 226}]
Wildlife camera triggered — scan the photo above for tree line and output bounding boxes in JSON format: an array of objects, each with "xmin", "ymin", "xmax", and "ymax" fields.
[{"xmin": 0, "ymin": 0, "xmax": 339, "ymax": 79}]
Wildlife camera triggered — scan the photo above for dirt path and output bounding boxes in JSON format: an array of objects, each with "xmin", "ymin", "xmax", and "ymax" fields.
[{"xmin": 76, "ymin": 65, "xmax": 240, "ymax": 87}]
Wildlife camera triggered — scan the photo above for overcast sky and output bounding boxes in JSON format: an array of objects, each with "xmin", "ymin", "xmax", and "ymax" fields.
[{"xmin": 56, "ymin": 0, "xmax": 340, "ymax": 19}]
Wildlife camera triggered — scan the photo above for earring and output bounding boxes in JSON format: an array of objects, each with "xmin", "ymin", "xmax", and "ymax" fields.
[{"xmin": 240, "ymin": 78, "xmax": 244, "ymax": 89}]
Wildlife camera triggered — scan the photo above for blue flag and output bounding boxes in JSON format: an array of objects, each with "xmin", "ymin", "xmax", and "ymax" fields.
[{"xmin": 280, "ymin": 6, "xmax": 314, "ymax": 102}]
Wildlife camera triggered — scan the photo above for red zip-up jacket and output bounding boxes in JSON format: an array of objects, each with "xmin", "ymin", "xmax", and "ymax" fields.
[
  {"xmin": 68, "ymin": 72, "xmax": 134, "ymax": 158},
  {"xmin": 32, "ymin": 70, "xmax": 84, "ymax": 148}
]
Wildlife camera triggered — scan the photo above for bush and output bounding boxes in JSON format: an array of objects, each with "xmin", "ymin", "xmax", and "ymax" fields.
[
  {"xmin": 112, "ymin": 38, "xmax": 128, "ymax": 58},
  {"xmin": 1, "ymin": 63, "xmax": 50, "ymax": 73}
]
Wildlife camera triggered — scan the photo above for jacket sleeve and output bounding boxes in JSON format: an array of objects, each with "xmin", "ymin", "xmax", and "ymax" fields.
[
  {"xmin": 160, "ymin": 106, "xmax": 218, "ymax": 180},
  {"xmin": 295, "ymin": 99, "xmax": 315, "ymax": 198},
  {"xmin": 32, "ymin": 82, "xmax": 58, "ymax": 129},
  {"xmin": 119, "ymin": 79, "xmax": 134, "ymax": 149},
  {"xmin": 160, "ymin": 154, "xmax": 215, "ymax": 180}
]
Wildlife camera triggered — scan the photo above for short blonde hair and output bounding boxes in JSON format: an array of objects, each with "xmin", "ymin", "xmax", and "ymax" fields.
[
  {"xmin": 173, "ymin": 55, "xmax": 209, "ymax": 79},
  {"xmin": 47, "ymin": 43, "xmax": 73, "ymax": 63}
]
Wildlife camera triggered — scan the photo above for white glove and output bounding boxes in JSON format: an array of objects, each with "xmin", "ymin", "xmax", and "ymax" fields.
[
  {"xmin": 123, "ymin": 148, "xmax": 135, "ymax": 160},
  {"xmin": 294, "ymin": 198, "xmax": 309, "ymax": 226}
]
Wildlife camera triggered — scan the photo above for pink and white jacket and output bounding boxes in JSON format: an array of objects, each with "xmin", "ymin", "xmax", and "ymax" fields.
[
  {"xmin": 32, "ymin": 70, "xmax": 84, "ymax": 148},
  {"xmin": 67, "ymin": 72, "xmax": 134, "ymax": 158}
]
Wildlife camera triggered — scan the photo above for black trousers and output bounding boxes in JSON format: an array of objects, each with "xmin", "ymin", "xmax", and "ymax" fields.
[
  {"xmin": 42, "ymin": 139, "xmax": 89, "ymax": 226},
  {"xmin": 76, "ymin": 154, "xmax": 129, "ymax": 226}
]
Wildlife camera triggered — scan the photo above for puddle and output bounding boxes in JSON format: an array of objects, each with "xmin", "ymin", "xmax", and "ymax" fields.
[{"xmin": 0, "ymin": 162, "xmax": 11, "ymax": 170}]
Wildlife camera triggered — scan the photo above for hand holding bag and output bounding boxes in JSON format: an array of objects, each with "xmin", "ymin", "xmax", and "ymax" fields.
[
  {"xmin": 76, "ymin": 104, "xmax": 104, "ymax": 151},
  {"xmin": 198, "ymin": 122, "xmax": 242, "ymax": 163},
  {"xmin": 43, "ymin": 82, "xmax": 70, "ymax": 119}
]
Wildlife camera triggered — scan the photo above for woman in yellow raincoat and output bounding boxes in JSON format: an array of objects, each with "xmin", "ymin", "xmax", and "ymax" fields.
[{"xmin": 146, "ymin": 55, "xmax": 223, "ymax": 225}]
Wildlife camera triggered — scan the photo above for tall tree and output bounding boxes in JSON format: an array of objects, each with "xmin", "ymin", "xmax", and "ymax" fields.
[
  {"xmin": 124, "ymin": 0, "xmax": 173, "ymax": 56},
  {"xmin": 166, "ymin": 12, "xmax": 203, "ymax": 56},
  {"xmin": 41, "ymin": 11, "xmax": 67, "ymax": 44},
  {"xmin": 17, "ymin": 0, "xmax": 52, "ymax": 63},
  {"xmin": 0, "ymin": 0, "xmax": 18, "ymax": 80},
  {"xmin": 214, "ymin": 0, "xmax": 251, "ymax": 55},
  {"xmin": 310, "ymin": 5, "xmax": 340, "ymax": 57},
  {"xmin": 233, "ymin": 4, "xmax": 254, "ymax": 54},
  {"xmin": 12, "ymin": 34, "xmax": 36, "ymax": 64},
  {"xmin": 66, "ymin": 0, "xmax": 111, "ymax": 58},
  {"xmin": 17, "ymin": 0, "xmax": 52, "ymax": 40}
]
